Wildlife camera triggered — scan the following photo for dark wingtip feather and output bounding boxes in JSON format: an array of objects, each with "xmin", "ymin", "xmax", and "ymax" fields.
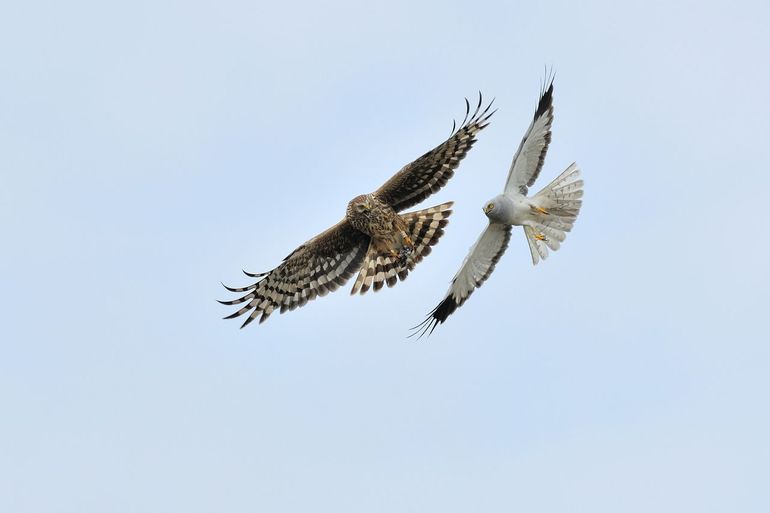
[
  {"xmin": 240, "ymin": 312, "xmax": 257, "ymax": 329},
  {"xmin": 223, "ymin": 307, "xmax": 249, "ymax": 320},
  {"xmin": 460, "ymin": 97, "xmax": 471, "ymax": 127},
  {"xmin": 534, "ymin": 82, "xmax": 554, "ymax": 120},
  {"xmin": 221, "ymin": 281, "xmax": 257, "ymax": 293},
  {"xmin": 480, "ymin": 96, "xmax": 496, "ymax": 118},
  {"xmin": 430, "ymin": 295, "xmax": 458, "ymax": 325},
  {"xmin": 468, "ymin": 92, "xmax": 483, "ymax": 124},
  {"xmin": 534, "ymin": 69, "xmax": 555, "ymax": 120},
  {"xmin": 242, "ymin": 269, "xmax": 269, "ymax": 278},
  {"xmin": 408, "ymin": 295, "xmax": 458, "ymax": 340}
]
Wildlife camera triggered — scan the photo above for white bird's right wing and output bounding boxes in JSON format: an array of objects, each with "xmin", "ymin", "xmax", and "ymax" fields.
[
  {"xmin": 412, "ymin": 222, "xmax": 512, "ymax": 337},
  {"xmin": 503, "ymin": 78, "xmax": 554, "ymax": 196}
]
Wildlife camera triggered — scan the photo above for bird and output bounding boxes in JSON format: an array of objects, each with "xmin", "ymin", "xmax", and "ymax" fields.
[
  {"xmin": 412, "ymin": 77, "xmax": 583, "ymax": 337},
  {"xmin": 220, "ymin": 95, "xmax": 496, "ymax": 328}
]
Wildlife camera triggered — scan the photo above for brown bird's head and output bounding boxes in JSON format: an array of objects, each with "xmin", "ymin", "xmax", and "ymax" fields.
[
  {"xmin": 347, "ymin": 194, "xmax": 374, "ymax": 215},
  {"xmin": 346, "ymin": 193, "xmax": 392, "ymax": 236}
]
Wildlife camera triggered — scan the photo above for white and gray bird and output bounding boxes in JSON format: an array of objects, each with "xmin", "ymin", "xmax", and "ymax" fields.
[{"xmin": 413, "ymin": 77, "xmax": 584, "ymax": 337}]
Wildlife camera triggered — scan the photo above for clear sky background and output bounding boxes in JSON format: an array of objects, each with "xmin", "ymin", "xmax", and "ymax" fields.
[{"xmin": 2, "ymin": 1, "xmax": 769, "ymax": 511}]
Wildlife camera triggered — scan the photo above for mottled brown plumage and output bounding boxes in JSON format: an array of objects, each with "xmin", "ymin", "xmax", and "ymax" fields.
[
  {"xmin": 346, "ymin": 194, "xmax": 413, "ymax": 264},
  {"xmin": 220, "ymin": 94, "xmax": 495, "ymax": 328},
  {"xmin": 350, "ymin": 201, "xmax": 453, "ymax": 295}
]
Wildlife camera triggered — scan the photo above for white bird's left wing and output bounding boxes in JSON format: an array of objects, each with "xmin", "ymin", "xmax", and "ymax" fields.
[
  {"xmin": 503, "ymin": 78, "xmax": 554, "ymax": 196},
  {"xmin": 412, "ymin": 222, "xmax": 512, "ymax": 338}
]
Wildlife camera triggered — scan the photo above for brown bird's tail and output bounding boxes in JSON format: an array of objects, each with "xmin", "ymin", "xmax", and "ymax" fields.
[{"xmin": 350, "ymin": 202, "xmax": 453, "ymax": 295}]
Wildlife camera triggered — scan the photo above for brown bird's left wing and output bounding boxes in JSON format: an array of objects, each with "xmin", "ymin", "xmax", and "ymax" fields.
[
  {"xmin": 220, "ymin": 220, "xmax": 369, "ymax": 328},
  {"xmin": 374, "ymin": 94, "xmax": 495, "ymax": 212}
]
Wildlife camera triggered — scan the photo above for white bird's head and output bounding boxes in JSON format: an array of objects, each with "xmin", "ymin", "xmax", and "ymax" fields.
[{"xmin": 482, "ymin": 195, "xmax": 509, "ymax": 222}]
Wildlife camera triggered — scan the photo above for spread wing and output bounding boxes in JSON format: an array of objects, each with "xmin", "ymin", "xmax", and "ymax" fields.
[
  {"xmin": 375, "ymin": 94, "xmax": 495, "ymax": 212},
  {"xmin": 503, "ymin": 78, "xmax": 554, "ymax": 196},
  {"xmin": 411, "ymin": 222, "xmax": 512, "ymax": 338},
  {"xmin": 220, "ymin": 220, "xmax": 369, "ymax": 328}
]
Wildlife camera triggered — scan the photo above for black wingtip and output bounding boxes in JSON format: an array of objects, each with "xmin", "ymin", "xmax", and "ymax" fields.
[
  {"xmin": 242, "ymin": 269, "xmax": 269, "ymax": 278},
  {"xmin": 460, "ymin": 97, "xmax": 471, "ymax": 127},
  {"xmin": 479, "ymin": 97, "xmax": 497, "ymax": 127},
  {"xmin": 223, "ymin": 309, "xmax": 246, "ymax": 320},
  {"xmin": 408, "ymin": 295, "xmax": 458, "ymax": 340},
  {"xmin": 534, "ymin": 72, "xmax": 555, "ymax": 120},
  {"xmin": 240, "ymin": 313, "xmax": 257, "ymax": 329},
  {"xmin": 221, "ymin": 281, "xmax": 256, "ymax": 293}
]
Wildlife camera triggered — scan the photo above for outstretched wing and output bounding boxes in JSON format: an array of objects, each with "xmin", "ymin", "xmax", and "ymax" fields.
[
  {"xmin": 412, "ymin": 222, "xmax": 512, "ymax": 338},
  {"xmin": 375, "ymin": 94, "xmax": 495, "ymax": 212},
  {"xmin": 503, "ymin": 77, "xmax": 554, "ymax": 196},
  {"xmin": 220, "ymin": 220, "xmax": 369, "ymax": 328}
]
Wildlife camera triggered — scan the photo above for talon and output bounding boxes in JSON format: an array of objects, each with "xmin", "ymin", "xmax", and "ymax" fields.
[
  {"xmin": 534, "ymin": 233, "xmax": 547, "ymax": 241},
  {"xmin": 404, "ymin": 235, "xmax": 413, "ymax": 246},
  {"xmin": 532, "ymin": 205, "xmax": 549, "ymax": 215}
]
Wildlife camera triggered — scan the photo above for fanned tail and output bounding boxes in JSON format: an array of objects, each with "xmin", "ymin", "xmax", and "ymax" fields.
[
  {"xmin": 350, "ymin": 202, "xmax": 453, "ymax": 294},
  {"xmin": 525, "ymin": 163, "xmax": 583, "ymax": 265}
]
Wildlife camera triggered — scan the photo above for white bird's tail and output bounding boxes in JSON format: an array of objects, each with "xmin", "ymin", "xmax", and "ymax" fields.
[{"xmin": 524, "ymin": 162, "xmax": 583, "ymax": 265}]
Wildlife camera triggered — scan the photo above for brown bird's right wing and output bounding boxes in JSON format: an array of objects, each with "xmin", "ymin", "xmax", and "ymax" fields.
[
  {"xmin": 374, "ymin": 94, "xmax": 495, "ymax": 212},
  {"xmin": 220, "ymin": 220, "xmax": 369, "ymax": 328}
]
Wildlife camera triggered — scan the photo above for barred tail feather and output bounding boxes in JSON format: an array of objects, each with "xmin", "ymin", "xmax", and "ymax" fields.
[
  {"xmin": 402, "ymin": 201, "xmax": 453, "ymax": 267},
  {"xmin": 350, "ymin": 202, "xmax": 453, "ymax": 295},
  {"xmin": 526, "ymin": 163, "xmax": 583, "ymax": 265},
  {"xmin": 533, "ymin": 162, "xmax": 583, "ymax": 218}
]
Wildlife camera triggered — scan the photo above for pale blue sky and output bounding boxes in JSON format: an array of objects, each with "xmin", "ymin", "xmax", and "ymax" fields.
[{"xmin": 2, "ymin": 1, "xmax": 769, "ymax": 512}]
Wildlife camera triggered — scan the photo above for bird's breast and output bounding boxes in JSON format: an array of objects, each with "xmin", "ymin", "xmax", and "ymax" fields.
[{"xmin": 508, "ymin": 196, "xmax": 532, "ymax": 226}]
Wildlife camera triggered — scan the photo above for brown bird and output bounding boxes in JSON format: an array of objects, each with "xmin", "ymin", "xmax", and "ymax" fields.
[{"xmin": 220, "ymin": 95, "xmax": 495, "ymax": 328}]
